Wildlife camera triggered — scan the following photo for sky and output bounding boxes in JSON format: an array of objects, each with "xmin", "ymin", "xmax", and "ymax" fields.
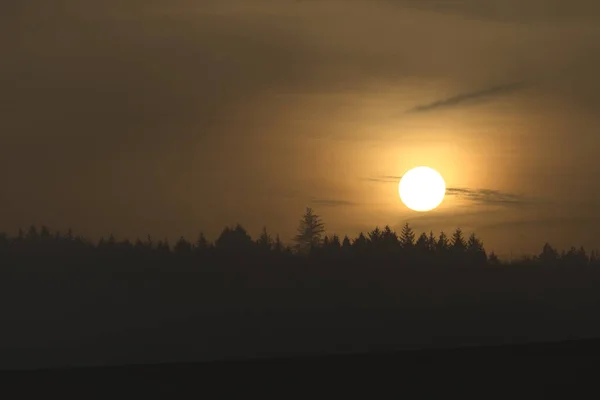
[{"xmin": 2, "ymin": 0, "xmax": 600, "ymax": 258}]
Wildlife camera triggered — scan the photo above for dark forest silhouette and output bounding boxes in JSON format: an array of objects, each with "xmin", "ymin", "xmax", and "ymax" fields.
[
  {"xmin": 1, "ymin": 208, "xmax": 597, "ymax": 269},
  {"xmin": 3, "ymin": 207, "xmax": 600, "ymax": 369}
]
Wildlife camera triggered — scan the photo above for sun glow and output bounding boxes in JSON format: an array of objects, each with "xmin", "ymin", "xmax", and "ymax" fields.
[{"xmin": 399, "ymin": 166, "xmax": 446, "ymax": 212}]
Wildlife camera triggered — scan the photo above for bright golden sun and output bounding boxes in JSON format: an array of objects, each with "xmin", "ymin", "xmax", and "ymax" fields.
[{"xmin": 399, "ymin": 166, "xmax": 446, "ymax": 212}]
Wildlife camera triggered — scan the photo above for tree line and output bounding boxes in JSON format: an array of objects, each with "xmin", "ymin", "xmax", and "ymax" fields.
[{"xmin": 0, "ymin": 208, "xmax": 598, "ymax": 269}]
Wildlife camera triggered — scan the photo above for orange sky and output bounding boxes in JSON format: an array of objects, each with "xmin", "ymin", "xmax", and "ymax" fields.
[{"xmin": 2, "ymin": 0, "xmax": 600, "ymax": 258}]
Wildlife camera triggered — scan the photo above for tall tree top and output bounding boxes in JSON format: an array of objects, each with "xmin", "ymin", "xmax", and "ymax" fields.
[
  {"xmin": 294, "ymin": 207, "xmax": 325, "ymax": 253},
  {"xmin": 399, "ymin": 223, "xmax": 415, "ymax": 248}
]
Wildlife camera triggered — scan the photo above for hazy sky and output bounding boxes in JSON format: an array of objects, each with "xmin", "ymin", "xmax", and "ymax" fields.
[{"xmin": 3, "ymin": 0, "xmax": 600, "ymax": 257}]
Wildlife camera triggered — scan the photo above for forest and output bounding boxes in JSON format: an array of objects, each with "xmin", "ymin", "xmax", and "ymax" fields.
[
  {"xmin": 0, "ymin": 207, "xmax": 596, "ymax": 269},
  {"xmin": 2, "ymin": 208, "xmax": 600, "ymax": 369}
]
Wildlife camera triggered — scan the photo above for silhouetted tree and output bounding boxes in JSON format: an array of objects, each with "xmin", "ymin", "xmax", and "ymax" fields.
[
  {"xmin": 294, "ymin": 208, "xmax": 325, "ymax": 254},
  {"xmin": 488, "ymin": 251, "xmax": 500, "ymax": 265},
  {"xmin": 451, "ymin": 228, "xmax": 466, "ymax": 251},
  {"xmin": 174, "ymin": 236, "xmax": 192, "ymax": 255},
  {"xmin": 466, "ymin": 233, "xmax": 487, "ymax": 266},
  {"xmin": 368, "ymin": 227, "xmax": 383, "ymax": 245},
  {"xmin": 399, "ymin": 223, "xmax": 415, "ymax": 249},
  {"xmin": 273, "ymin": 234, "xmax": 284, "ymax": 254},
  {"xmin": 539, "ymin": 243, "xmax": 559, "ymax": 267},
  {"xmin": 436, "ymin": 231, "xmax": 450, "ymax": 254},
  {"xmin": 156, "ymin": 238, "xmax": 171, "ymax": 255},
  {"xmin": 26, "ymin": 225, "xmax": 38, "ymax": 242},
  {"xmin": 381, "ymin": 226, "xmax": 399, "ymax": 253},
  {"xmin": 194, "ymin": 232, "xmax": 209, "ymax": 254},
  {"xmin": 40, "ymin": 226, "xmax": 51, "ymax": 240},
  {"xmin": 416, "ymin": 232, "xmax": 429, "ymax": 252},
  {"xmin": 342, "ymin": 235, "xmax": 351, "ymax": 249},
  {"xmin": 257, "ymin": 227, "xmax": 273, "ymax": 253},
  {"xmin": 590, "ymin": 250, "xmax": 600, "ymax": 267},
  {"xmin": 107, "ymin": 234, "xmax": 116, "ymax": 247},
  {"xmin": 427, "ymin": 231, "xmax": 437, "ymax": 253},
  {"xmin": 216, "ymin": 224, "xmax": 254, "ymax": 253},
  {"xmin": 353, "ymin": 232, "xmax": 368, "ymax": 255},
  {"xmin": 330, "ymin": 235, "xmax": 341, "ymax": 249}
]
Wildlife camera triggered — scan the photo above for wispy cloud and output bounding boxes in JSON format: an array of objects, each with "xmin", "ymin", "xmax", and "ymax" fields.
[
  {"xmin": 405, "ymin": 81, "xmax": 529, "ymax": 114},
  {"xmin": 310, "ymin": 198, "xmax": 358, "ymax": 207},
  {"xmin": 362, "ymin": 175, "xmax": 402, "ymax": 183},
  {"xmin": 445, "ymin": 187, "xmax": 530, "ymax": 205},
  {"xmin": 365, "ymin": 175, "xmax": 532, "ymax": 206}
]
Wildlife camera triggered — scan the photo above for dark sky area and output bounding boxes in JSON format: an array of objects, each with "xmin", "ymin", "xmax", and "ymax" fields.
[{"xmin": 2, "ymin": 0, "xmax": 600, "ymax": 257}]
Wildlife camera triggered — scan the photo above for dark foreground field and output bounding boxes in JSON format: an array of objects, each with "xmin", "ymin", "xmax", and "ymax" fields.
[{"xmin": 4, "ymin": 338, "xmax": 600, "ymax": 398}]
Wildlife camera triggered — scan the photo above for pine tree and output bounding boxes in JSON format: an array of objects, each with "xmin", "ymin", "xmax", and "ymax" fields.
[
  {"xmin": 342, "ymin": 235, "xmax": 352, "ymax": 249},
  {"xmin": 436, "ymin": 231, "xmax": 449, "ymax": 253},
  {"xmin": 539, "ymin": 242, "xmax": 559, "ymax": 266},
  {"xmin": 294, "ymin": 207, "xmax": 325, "ymax": 254},
  {"xmin": 107, "ymin": 234, "xmax": 116, "ymax": 247},
  {"xmin": 274, "ymin": 234, "xmax": 284, "ymax": 253},
  {"xmin": 576, "ymin": 246, "xmax": 588, "ymax": 267},
  {"xmin": 26, "ymin": 225, "xmax": 38, "ymax": 241},
  {"xmin": 488, "ymin": 251, "xmax": 500, "ymax": 265},
  {"xmin": 40, "ymin": 226, "xmax": 51, "ymax": 239},
  {"xmin": 427, "ymin": 231, "xmax": 437, "ymax": 253},
  {"xmin": 399, "ymin": 223, "xmax": 415, "ymax": 248},
  {"xmin": 216, "ymin": 225, "xmax": 253, "ymax": 252},
  {"xmin": 353, "ymin": 232, "xmax": 368, "ymax": 250},
  {"xmin": 382, "ymin": 226, "xmax": 399, "ymax": 248},
  {"xmin": 451, "ymin": 228, "xmax": 466, "ymax": 251},
  {"xmin": 330, "ymin": 235, "xmax": 341, "ymax": 249},
  {"xmin": 195, "ymin": 232, "xmax": 209, "ymax": 252},
  {"xmin": 257, "ymin": 226, "xmax": 273, "ymax": 252},
  {"xmin": 174, "ymin": 236, "xmax": 192, "ymax": 255},
  {"xmin": 368, "ymin": 227, "xmax": 383, "ymax": 244},
  {"xmin": 466, "ymin": 232, "xmax": 487, "ymax": 266},
  {"xmin": 415, "ymin": 232, "xmax": 428, "ymax": 252}
]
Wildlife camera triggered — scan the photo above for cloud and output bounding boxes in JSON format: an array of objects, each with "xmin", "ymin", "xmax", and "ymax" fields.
[
  {"xmin": 365, "ymin": 176, "xmax": 531, "ymax": 206},
  {"xmin": 310, "ymin": 198, "xmax": 358, "ymax": 207},
  {"xmin": 405, "ymin": 81, "xmax": 530, "ymax": 113},
  {"xmin": 362, "ymin": 175, "xmax": 402, "ymax": 183},
  {"xmin": 445, "ymin": 187, "xmax": 530, "ymax": 206}
]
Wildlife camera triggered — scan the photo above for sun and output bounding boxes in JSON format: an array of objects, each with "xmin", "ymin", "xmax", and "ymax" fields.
[{"xmin": 399, "ymin": 166, "xmax": 446, "ymax": 212}]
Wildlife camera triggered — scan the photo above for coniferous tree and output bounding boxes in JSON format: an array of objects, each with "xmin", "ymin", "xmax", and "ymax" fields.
[
  {"xmin": 399, "ymin": 223, "xmax": 415, "ymax": 249},
  {"xmin": 488, "ymin": 251, "xmax": 500, "ymax": 265},
  {"xmin": 466, "ymin": 232, "xmax": 487, "ymax": 266},
  {"xmin": 436, "ymin": 231, "xmax": 450, "ymax": 254},
  {"xmin": 294, "ymin": 208, "xmax": 325, "ymax": 254},
  {"xmin": 368, "ymin": 227, "xmax": 383, "ymax": 244},
  {"xmin": 273, "ymin": 234, "xmax": 284, "ymax": 254},
  {"xmin": 590, "ymin": 250, "xmax": 600, "ymax": 267},
  {"xmin": 216, "ymin": 225, "xmax": 253, "ymax": 253},
  {"xmin": 342, "ymin": 235, "xmax": 352, "ymax": 249},
  {"xmin": 539, "ymin": 243, "xmax": 559, "ymax": 267},
  {"xmin": 107, "ymin": 234, "xmax": 116, "ymax": 247},
  {"xmin": 451, "ymin": 228, "xmax": 466, "ymax": 251},
  {"xmin": 40, "ymin": 226, "xmax": 51, "ymax": 240},
  {"xmin": 381, "ymin": 226, "xmax": 399, "ymax": 253},
  {"xmin": 427, "ymin": 231, "xmax": 437, "ymax": 253},
  {"xmin": 415, "ymin": 232, "xmax": 429, "ymax": 253},
  {"xmin": 26, "ymin": 225, "xmax": 38, "ymax": 242},
  {"xmin": 330, "ymin": 234, "xmax": 341, "ymax": 249},
  {"xmin": 353, "ymin": 232, "xmax": 368, "ymax": 254},
  {"xmin": 174, "ymin": 236, "xmax": 192, "ymax": 255},
  {"xmin": 257, "ymin": 227, "xmax": 273, "ymax": 253}
]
